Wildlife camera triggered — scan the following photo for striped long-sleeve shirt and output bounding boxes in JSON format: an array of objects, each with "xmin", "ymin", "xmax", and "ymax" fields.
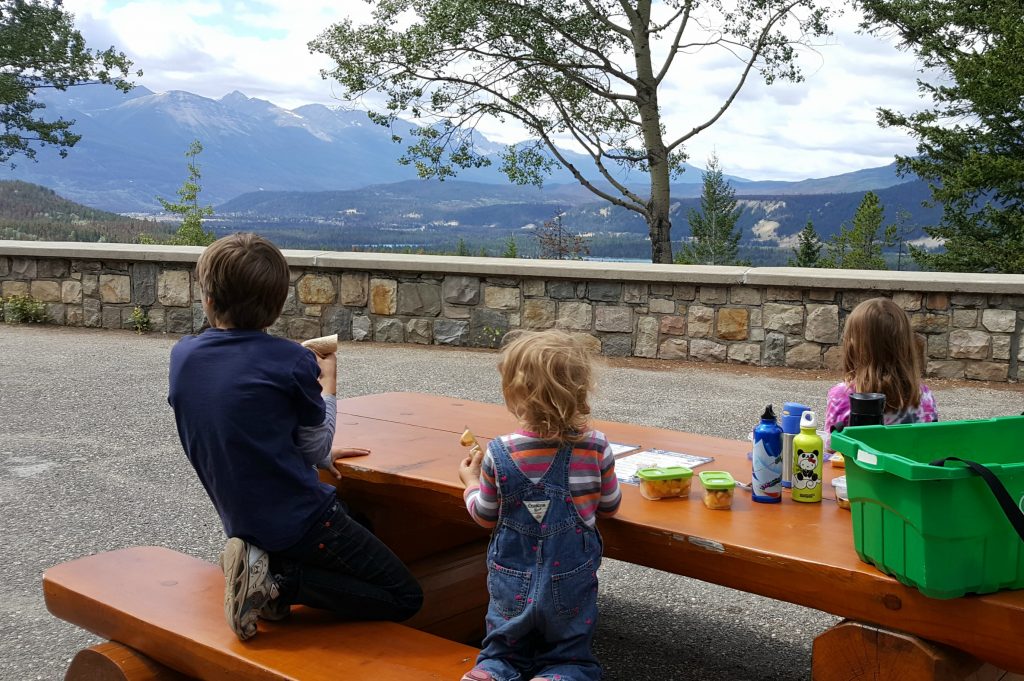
[{"xmin": 464, "ymin": 429, "xmax": 621, "ymax": 528}]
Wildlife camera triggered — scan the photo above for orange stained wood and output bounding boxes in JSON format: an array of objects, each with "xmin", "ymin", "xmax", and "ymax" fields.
[
  {"xmin": 44, "ymin": 546, "xmax": 476, "ymax": 681},
  {"xmin": 332, "ymin": 392, "xmax": 1024, "ymax": 674},
  {"xmin": 66, "ymin": 642, "xmax": 190, "ymax": 681}
]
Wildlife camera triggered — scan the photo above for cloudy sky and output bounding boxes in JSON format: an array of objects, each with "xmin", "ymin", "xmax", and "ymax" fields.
[{"xmin": 65, "ymin": 0, "xmax": 929, "ymax": 182}]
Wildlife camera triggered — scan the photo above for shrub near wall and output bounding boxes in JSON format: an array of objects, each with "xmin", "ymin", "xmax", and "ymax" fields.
[{"xmin": 1, "ymin": 242, "xmax": 1022, "ymax": 383}]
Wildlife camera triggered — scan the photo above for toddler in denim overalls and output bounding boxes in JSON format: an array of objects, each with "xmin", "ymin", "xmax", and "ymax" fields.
[{"xmin": 459, "ymin": 329, "xmax": 622, "ymax": 681}]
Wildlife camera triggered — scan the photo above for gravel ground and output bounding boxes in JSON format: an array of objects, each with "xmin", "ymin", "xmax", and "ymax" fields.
[{"xmin": 2, "ymin": 325, "xmax": 1022, "ymax": 681}]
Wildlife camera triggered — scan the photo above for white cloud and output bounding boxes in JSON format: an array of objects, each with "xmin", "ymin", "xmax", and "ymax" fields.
[{"xmin": 63, "ymin": 1, "xmax": 933, "ymax": 181}]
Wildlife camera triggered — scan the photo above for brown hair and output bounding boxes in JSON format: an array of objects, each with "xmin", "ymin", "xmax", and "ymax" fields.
[
  {"xmin": 195, "ymin": 233, "xmax": 289, "ymax": 330},
  {"xmin": 841, "ymin": 297, "xmax": 922, "ymax": 411},
  {"xmin": 498, "ymin": 329, "xmax": 596, "ymax": 442}
]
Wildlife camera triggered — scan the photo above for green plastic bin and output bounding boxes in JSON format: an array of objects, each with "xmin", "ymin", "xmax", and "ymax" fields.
[{"xmin": 831, "ymin": 415, "xmax": 1024, "ymax": 599}]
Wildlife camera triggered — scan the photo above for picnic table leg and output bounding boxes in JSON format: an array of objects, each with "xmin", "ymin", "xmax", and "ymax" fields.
[
  {"xmin": 812, "ymin": 620, "xmax": 1021, "ymax": 681},
  {"xmin": 65, "ymin": 641, "xmax": 191, "ymax": 680}
]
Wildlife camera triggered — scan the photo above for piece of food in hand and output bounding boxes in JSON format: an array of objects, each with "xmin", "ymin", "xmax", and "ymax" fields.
[
  {"xmin": 460, "ymin": 428, "xmax": 480, "ymax": 448},
  {"xmin": 301, "ymin": 333, "xmax": 338, "ymax": 356}
]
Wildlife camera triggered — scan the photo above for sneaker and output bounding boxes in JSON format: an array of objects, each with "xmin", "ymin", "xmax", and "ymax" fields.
[
  {"xmin": 258, "ymin": 594, "xmax": 291, "ymax": 621},
  {"xmin": 460, "ymin": 670, "xmax": 494, "ymax": 681},
  {"xmin": 219, "ymin": 537, "xmax": 279, "ymax": 641}
]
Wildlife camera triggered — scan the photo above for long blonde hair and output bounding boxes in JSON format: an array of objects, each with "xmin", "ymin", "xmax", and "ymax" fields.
[
  {"xmin": 498, "ymin": 329, "xmax": 595, "ymax": 442},
  {"xmin": 842, "ymin": 297, "xmax": 922, "ymax": 411}
]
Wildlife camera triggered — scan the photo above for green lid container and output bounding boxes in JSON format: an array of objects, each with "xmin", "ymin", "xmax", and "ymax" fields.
[
  {"xmin": 698, "ymin": 470, "xmax": 735, "ymax": 490},
  {"xmin": 637, "ymin": 466, "xmax": 693, "ymax": 481}
]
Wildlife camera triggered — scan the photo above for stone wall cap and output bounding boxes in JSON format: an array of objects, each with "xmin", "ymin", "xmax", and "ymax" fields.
[{"xmin": 744, "ymin": 267, "xmax": 1024, "ymax": 294}]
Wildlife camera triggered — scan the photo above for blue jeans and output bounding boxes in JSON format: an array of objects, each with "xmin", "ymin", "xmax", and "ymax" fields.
[{"xmin": 269, "ymin": 501, "xmax": 423, "ymax": 621}]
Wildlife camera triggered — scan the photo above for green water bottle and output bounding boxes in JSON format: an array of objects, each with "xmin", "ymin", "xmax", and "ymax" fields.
[{"xmin": 792, "ymin": 410, "xmax": 824, "ymax": 503}]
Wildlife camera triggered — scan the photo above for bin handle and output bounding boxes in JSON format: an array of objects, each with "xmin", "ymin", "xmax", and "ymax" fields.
[{"xmin": 930, "ymin": 456, "xmax": 1024, "ymax": 543}]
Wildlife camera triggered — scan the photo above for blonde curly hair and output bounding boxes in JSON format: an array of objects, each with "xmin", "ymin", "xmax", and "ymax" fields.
[{"xmin": 498, "ymin": 329, "xmax": 596, "ymax": 442}]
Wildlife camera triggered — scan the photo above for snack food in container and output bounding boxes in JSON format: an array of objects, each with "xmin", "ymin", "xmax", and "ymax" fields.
[
  {"xmin": 832, "ymin": 475, "xmax": 850, "ymax": 509},
  {"xmin": 699, "ymin": 471, "xmax": 736, "ymax": 510},
  {"xmin": 636, "ymin": 466, "xmax": 693, "ymax": 500}
]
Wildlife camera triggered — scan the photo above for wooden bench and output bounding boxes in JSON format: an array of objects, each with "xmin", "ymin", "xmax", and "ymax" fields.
[
  {"xmin": 326, "ymin": 392, "xmax": 1024, "ymax": 681},
  {"xmin": 44, "ymin": 545, "xmax": 479, "ymax": 680}
]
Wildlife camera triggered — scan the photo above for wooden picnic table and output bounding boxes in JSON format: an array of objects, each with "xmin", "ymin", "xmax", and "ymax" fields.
[{"xmin": 332, "ymin": 392, "xmax": 1024, "ymax": 680}]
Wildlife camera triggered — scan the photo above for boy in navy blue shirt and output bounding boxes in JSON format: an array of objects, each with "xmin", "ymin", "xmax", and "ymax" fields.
[{"xmin": 169, "ymin": 233, "xmax": 422, "ymax": 641}]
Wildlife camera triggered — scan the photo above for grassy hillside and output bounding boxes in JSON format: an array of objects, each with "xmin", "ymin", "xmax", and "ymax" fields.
[{"xmin": 0, "ymin": 181, "xmax": 172, "ymax": 243}]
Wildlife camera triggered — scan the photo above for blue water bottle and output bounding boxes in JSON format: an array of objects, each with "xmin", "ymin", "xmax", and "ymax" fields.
[{"xmin": 752, "ymin": 404, "xmax": 784, "ymax": 503}]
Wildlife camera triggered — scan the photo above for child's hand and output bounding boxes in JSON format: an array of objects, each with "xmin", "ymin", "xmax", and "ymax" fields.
[
  {"xmin": 316, "ymin": 351, "xmax": 337, "ymax": 396},
  {"xmin": 458, "ymin": 445, "xmax": 484, "ymax": 488},
  {"xmin": 322, "ymin": 446, "xmax": 370, "ymax": 480}
]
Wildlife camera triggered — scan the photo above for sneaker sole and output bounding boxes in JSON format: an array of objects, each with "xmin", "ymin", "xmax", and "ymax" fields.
[{"xmin": 220, "ymin": 538, "xmax": 257, "ymax": 641}]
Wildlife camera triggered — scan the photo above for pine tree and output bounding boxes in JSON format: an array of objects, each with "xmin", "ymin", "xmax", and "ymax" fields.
[
  {"xmin": 788, "ymin": 218, "xmax": 822, "ymax": 267},
  {"xmin": 822, "ymin": 192, "xmax": 896, "ymax": 270},
  {"xmin": 501, "ymin": 234, "xmax": 519, "ymax": 258},
  {"xmin": 158, "ymin": 140, "xmax": 215, "ymax": 247},
  {"xmin": 675, "ymin": 155, "xmax": 743, "ymax": 265},
  {"xmin": 454, "ymin": 238, "xmax": 470, "ymax": 256}
]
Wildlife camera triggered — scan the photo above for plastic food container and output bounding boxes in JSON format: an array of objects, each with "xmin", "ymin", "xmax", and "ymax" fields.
[
  {"xmin": 636, "ymin": 466, "xmax": 693, "ymax": 500},
  {"xmin": 832, "ymin": 416, "xmax": 1024, "ymax": 599},
  {"xmin": 698, "ymin": 471, "xmax": 735, "ymax": 510},
  {"xmin": 831, "ymin": 475, "xmax": 850, "ymax": 509}
]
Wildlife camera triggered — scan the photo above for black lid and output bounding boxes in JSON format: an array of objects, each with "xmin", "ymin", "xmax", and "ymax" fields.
[
  {"xmin": 761, "ymin": 404, "xmax": 776, "ymax": 421},
  {"xmin": 850, "ymin": 392, "xmax": 886, "ymax": 415}
]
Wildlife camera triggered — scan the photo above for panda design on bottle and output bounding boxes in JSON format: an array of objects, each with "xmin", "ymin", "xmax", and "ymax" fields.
[
  {"xmin": 793, "ymin": 449, "xmax": 820, "ymax": 489},
  {"xmin": 792, "ymin": 410, "xmax": 824, "ymax": 503}
]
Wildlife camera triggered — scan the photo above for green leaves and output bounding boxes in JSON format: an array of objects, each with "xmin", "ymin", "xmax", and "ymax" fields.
[
  {"xmin": 822, "ymin": 191, "xmax": 896, "ymax": 270},
  {"xmin": 675, "ymin": 154, "xmax": 743, "ymax": 266},
  {"xmin": 155, "ymin": 140, "xmax": 215, "ymax": 247}
]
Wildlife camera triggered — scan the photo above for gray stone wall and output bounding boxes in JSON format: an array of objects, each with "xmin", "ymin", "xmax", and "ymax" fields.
[{"xmin": 1, "ymin": 244, "xmax": 1022, "ymax": 382}]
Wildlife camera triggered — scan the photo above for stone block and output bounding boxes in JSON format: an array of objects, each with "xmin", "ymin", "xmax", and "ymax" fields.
[
  {"xmin": 728, "ymin": 343, "xmax": 761, "ymax": 365},
  {"xmin": 484, "ymin": 286, "xmax": 520, "ymax": 311},
  {"xmin": 699, "ymin": 286, "xmax": 728, "ymax": 305},
  {"xmin": 352, "ymin": 315, "xmax": 371, "ymax": 341},
  {"xmin": 99, "ymin": 274, "xmax": 131, "ymax": 303},
  {"xmin": 623, "ymin": 283, "xmax": 648, "ymax": 304},
  {"xmin": 266, "ymin": 318, "xmax": 288, "ymax": 337},
  {"xmin": 132, "ymin": 263, "xmax": 159, "ymax": 306},
  {"xmin": 297, "ymin": 275, "xmax": 336, "ymax": 305},
  {"xmin": 650, "ymin": 284, "xmax": 673, "ymax": 297},
  {"xmin": 470, "ymin": 308, "xmax": 509, "ymax": 348},
  {"xmin": 763, "ymin": 332, "xmax": 786, "ymax": 367},
  {"xmin": 46, "ymin": 303, "xmax": 65, "ymax": 324},
  {"xmin": 950, "ymin": 293, "xmax": 987, "ymax": 308},
  {"xmin": 750, "ymin": 328, "xmax": 765, "ymax": 342},
  {"xmin": 340, "ymin": 272, "xmax": 369, "ymax": 306},
  {"xmin": 375, "ymin": 318, "xmax": 405, "ymax": 343},
  {"xmin": 157, "ymin": 271, "xmax": 191, "ymax": 307},
  {"xmin": 600, "ymin": 334, "xmax": 632, "ymax": 357},
  {"xmin": 547, "ymin": 280, "xmax": 576, "ymax": 300},
  {"xmin": 166, "ymin": 308, "xmax": 194, "ymax": 334},
  {"xmin": 289, "ymin": 268, "xmax": 302, "ymax": 283},
  {"xmin": 0, "ymin": 256, "xmax": 8, "ymax": 276},
  {"xmin": 660, "ymin": 315, "xmax": 686, "ymax": 336},
  {"xmin": 398, "ymin": 282, "xmax": 443, "ymax": 316},
  {"xmin": 61, "ymin": 280, "xmax": 83, "ymax": 304},
  {"xmin": 892, "ymin": 292, "xmax": 922, "ymax": 311},
  {"xmin": 953, "ymin": 309, "xmax": 978, "ymax": 328},
  {"xmin": 2, "ymin": 280, "xmax": 29, "ymax": 298},
  {"xmin": 690, "ymin": 339, "xmax": 727, "ymax": 363},
  {"xmin": 766, "ymin": 287, "xmax": 802, "ymax": 302},
  {"xmin": 634, "ymin": 317, "xmax": 658, "ymax": 358},
  {"xmin": 966, "ymin": 362, "xmax": 1008, "ymax": 382},
  {"xmin": 910, "ymin": 312, "xmax": 949, "ymax": 334},
  {"xmin": 66, "ymin": 305, "xmax": 84, "ymax": 327},
  {"xmin": 30, "ymin": 280, "xmax": 61, "ymax": 302},
  {"xmin": 763, "ymin": 303, "xmax": 804, "ymax": 335},
  {"xmin": 11, "ymin": 257, "xmax": 37, "ymax": 278},
  {"xmin": 805, "ymin": 304, "xmax": 839, "ymax": 343},
  {"xmin": 434, "ymin": 319, "xmax": 469, "ymax": 346},
  {"xmin": 323, "ymin": 306, "xmax": 354, "ymax": 341},
  {"xmin": 842, "ymin": 290, "xmax": 877, "ymax": 311},
  {"xmin": 808, "ymin": 289, "xmax": 835, "ymax": 302},
  {"xmin": 927, "ymin": 333, "xmax": 948, "ymax": 359},
  {"xmin": 926, "ymin": 292, "xmax": 949, "ymax": 311},
  {"xmin": 750, "ymin": 308, "xmax": 762, "ymax": 328},
  {"xmin": 787, "ymin": 342, "xmax": 822, "ymax": 369},
  {"xmin": 523, "ymin": 279, "xmax": 546, "ymax": 297},
  {"xmin": 304, "ymin": 305, "xmax": 322, "ymax": 317},
  {"xmin": 369, "ymin": 278, "xmax": 397, "ymax": 315},
  {"xmin": 688, "ymin": 305, "xmax": 714, "ymax": 338},
  {"xmin": 74, "ymin": 260, "xmax": 101, "ymax": 273},
  {"xmin": 949, "ymin": 329, "xmax": 991, "ymax": 359},
  {"xmin": 101, "ymin": 306, "xmax": 122, "ymax": 329},
  {"xmin": 82, "ymin": 275, "xmax": 99, "ymax": 298},
  {"xmin": 556, "ymin": 301, "xmax": 592, "ymax": 331},
  {"xmin": 992, "ymin": 334, "xmax": 1011, "ymax": 361},
  {"xmin": 658, "ymin": 338, "xmax": 688, "ymax": 360},
  {"xmin": 443, "ymin": 303, "xmax": 472, "ymax": 320},
  {"xmin": 730, "ymin": 287, "xmax": 761, "ymax": 305},
  {"xmin": 648, "ymin": 298, "xmax": 675, "ymax": 314},
  {"xmin": 406, "ymin": 319, "xmax": 432, "ymax": 344},
  {"xmin": 673, "ymin": 284, "xmax": 697, "ymax": 301},
  {"xmin": 716, "ymin": 308, "xmax": 749, "ymax": 341},
  {"xmin": 281, "ymin": 288, "xmax": 297, "ymax": 316},
  {"xmin": 595, "ymin": 306, "xmax": 632, "ymax": 333},
  {"xmin": 522, "ymin": 299, "xmax": 556, "ymax": 329},
  {"xmin": 192, "ymin": 304, "xmax": 206, "ymax": 332},
  {"xmin": 288, "ymin": 317, "xmax": 321, "ymax": 341},
  {"xmin": 147, "ymin": 308, "xmax": 165, "ymax": 333},
  {"xmin": 823, "ymin": 346, "xmax": 843, "ymax": 370},
  {"xmin": 83, "ymin": 298, "xmax": 101, "ymax": 328},
  {"xmin": 927, "ymin": 360, "xmax": 966, "ymax": 380},
  {"xmin": 982, "ymin": 309, "xmax": 1016, "ymax": 333},
  {"xmin": 587, "ymin": 282, "xmax": 622, "ymax": 302},
  {"xmin": 192, "ymin": 280, "xmax": 202, "ymax": 302},
  {"xmin": 103, "ymin": 261, "xmax": 129, "ymax": 273}
]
